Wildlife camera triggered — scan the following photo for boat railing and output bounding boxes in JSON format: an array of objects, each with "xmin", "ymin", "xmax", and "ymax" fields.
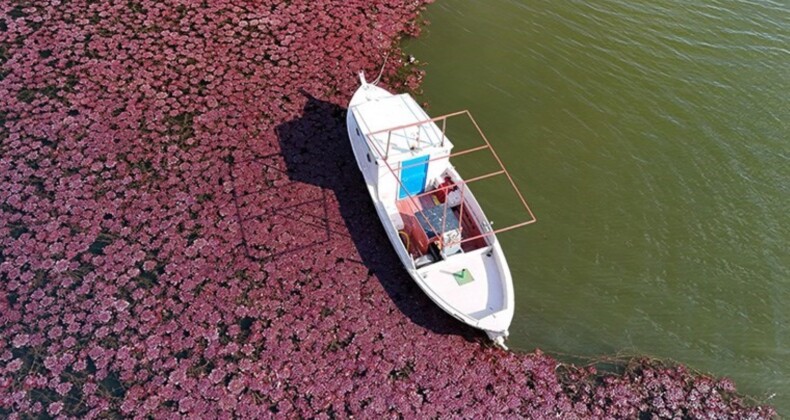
[
  {"xmin": 360, "ymin": 110, "xmax": 537, "ymax": 250},
  {"xmin": 365, "ymin": 110, "xmax": 468, "ymax": 160}
]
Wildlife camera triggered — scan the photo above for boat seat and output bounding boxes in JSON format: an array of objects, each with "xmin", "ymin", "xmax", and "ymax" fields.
[
  {"xmin": 414, "ymin": 254, "xmax": 434, "ymax": 268},
  {"xmin": 384, "ymin": 202, "xmax": 404, "ymax": 230},
  {"xmin": 390, "ymin": 212, "xmax": 404, "ymax": 230}
]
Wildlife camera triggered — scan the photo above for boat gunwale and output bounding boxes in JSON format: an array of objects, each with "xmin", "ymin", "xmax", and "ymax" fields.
[{"xmin": 346, "ymin": 81, "xmax": 523, "ymax": 343}]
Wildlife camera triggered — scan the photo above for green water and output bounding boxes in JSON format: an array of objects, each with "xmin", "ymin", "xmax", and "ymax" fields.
[{"xmin": 405, "ymin": 0, "xmax": 789, "ymax": 412}]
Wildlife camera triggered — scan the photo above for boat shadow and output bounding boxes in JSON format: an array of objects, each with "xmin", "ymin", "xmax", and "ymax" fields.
[{"xmin": 272, "ymin": 90, "xmax": 479, "ymax": 341}]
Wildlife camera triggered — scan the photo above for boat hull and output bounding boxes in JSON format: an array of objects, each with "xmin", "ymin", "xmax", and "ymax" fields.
[{"xmin": 346, "ymin": 82, "xmax": 514, "ymax": 347}]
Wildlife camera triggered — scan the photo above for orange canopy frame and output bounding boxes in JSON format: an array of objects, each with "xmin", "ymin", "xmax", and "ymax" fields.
[{"xmin": 361, "ymin": 110, "xmax": 537, "ymax": 248}]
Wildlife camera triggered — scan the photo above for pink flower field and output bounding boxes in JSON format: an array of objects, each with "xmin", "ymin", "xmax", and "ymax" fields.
[{"xmin": 0, "ymin": 0, "xmax": 776, "ymax": 418}]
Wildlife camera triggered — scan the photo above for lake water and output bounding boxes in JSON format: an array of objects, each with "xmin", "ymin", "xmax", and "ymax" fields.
[{"xmin": 404, "ymin": 0, "xmax": 789, "ymax": 412}]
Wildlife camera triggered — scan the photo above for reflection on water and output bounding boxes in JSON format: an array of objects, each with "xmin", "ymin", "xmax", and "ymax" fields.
[{"xmin": 405, "ymin": 0, "xmax": 789, "ymax": 413}]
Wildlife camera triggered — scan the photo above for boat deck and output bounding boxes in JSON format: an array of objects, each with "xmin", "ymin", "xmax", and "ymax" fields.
[
  {"xmin": 417, "ymin": 248, "xmax": 504, "ymax": 320},
  {"xmin": 351, "ymin": 93, "xmax": 447, "ymax": 161}
]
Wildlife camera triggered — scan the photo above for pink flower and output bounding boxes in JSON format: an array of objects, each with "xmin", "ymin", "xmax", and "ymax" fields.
[
  {"xmin": 228, "ymin": 377, "xmax": 246, "ymax": 395},
  {"xmin": 56, "ymin": 382, "xmax": 73, "ymax": 396},
  {"xmin": 48, "ymin": 326, "xmax": 63, "ymax": 339},
  {"xmin": 114, "ymin": 300, "xmax": 130, "ymax": 311},
  {"xmin": 53, "ymin": 259, "xmax": 69, "ymax": 273},
  {"xmin": 12, "ymin": 334, "xmax": 30, "ymax": 348},
  {"xmin": 120, "ymin": 399, "xmax": 136, "ymax": 413},
  {"xmin": 97, "ymin": 311, "xmax": 111, "ymax": 323},
  {"xmin": 63, "ymin": 336, "xmax": 77, "ymax": 348},
  {"xmin": 83, "ymin": 381, "xmax": 98, "ymax": 394},
  {"xmin": 48, "ymin": 401, "xmax": 63, "ymax": 416},
  {"xmin": 7, "ymin": 358, "xmax": 23, "ymax": 372}
]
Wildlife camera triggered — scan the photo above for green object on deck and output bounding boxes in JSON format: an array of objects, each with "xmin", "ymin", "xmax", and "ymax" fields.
[{"xmin": 454, "ymin": 268, "xmax": 474, "ymax": 285}]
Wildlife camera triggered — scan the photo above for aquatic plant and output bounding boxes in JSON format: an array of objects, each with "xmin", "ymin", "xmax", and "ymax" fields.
[{"xmin": 0, "ymin": 0, "xmax": 775, "ymax": 418}]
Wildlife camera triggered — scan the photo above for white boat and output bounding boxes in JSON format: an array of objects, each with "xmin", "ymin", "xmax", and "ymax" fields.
[{"xmin": 345, "ymin": 73, "xmax": 536, "ymax": 349}]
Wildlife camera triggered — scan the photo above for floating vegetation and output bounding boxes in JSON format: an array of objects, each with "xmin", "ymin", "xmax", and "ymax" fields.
[{"xmin": 0, "ymin": 0, "xmax": 774, "ymax": 418}]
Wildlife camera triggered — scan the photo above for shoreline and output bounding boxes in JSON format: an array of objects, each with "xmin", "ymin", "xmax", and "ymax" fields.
[{"xmin": 0, "ymin": 0, "xmax": 776, "ymax": 417}]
